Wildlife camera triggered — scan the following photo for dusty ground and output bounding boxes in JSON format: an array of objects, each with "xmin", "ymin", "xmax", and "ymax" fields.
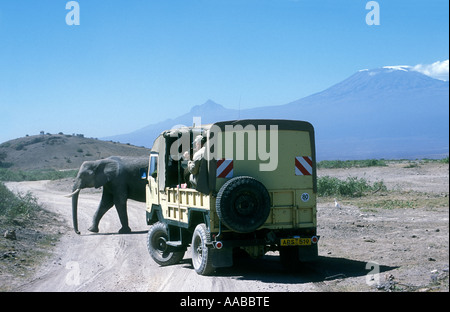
[{"xmin": 1, "ymin": 161, "xmax": 448, "ymax": 292}]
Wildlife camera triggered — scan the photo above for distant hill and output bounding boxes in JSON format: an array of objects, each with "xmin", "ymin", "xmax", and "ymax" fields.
[
  {"xmin": 0, "ymin": 134, "xmax": 151, "ymax": 170},
  {"xmin": 104, "ymin": 67, "xmax": 449, "ymax": 160}
]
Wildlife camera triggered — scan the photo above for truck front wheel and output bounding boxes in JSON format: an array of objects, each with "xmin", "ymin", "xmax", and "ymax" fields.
[
  {"xmin": 191, "ymin": 223, "xmax": 214, "ymax": 275},
  {"xmin": 147, "ymin": 222, "xmax": 185, "ymax": 266}
]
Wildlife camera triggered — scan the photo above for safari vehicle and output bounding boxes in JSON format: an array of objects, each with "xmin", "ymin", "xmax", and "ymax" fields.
[{"xmin": 144, "ymin": 119, "xmax": 319, "ymax": 275}]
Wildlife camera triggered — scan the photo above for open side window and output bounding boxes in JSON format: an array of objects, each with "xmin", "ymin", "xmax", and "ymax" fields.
[
  {"xmin": 149, "ymin": 153, "xmax": 158, "ymax": 179},
  {"xmin": 159, "ymin": 127, "xmax": 209, "ymax": 191}
]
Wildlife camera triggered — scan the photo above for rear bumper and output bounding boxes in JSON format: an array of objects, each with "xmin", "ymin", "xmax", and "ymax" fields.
[
  {"xmin": 211, "ymin": 228, "xmax": 319, "ymax": 248},
  {"xmin": 209, "ymin": 232, "xmax": 320, "ymax": 268}
]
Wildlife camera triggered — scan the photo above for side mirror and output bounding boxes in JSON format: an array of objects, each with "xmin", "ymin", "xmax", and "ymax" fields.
[{"xmin": 140, "ymin": 168, "xmax": 147, "ymax": 180}]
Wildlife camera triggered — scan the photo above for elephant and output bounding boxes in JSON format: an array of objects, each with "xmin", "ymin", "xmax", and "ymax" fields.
[{"xmin": 66, "ymin": 156, "xmax": 149, "ymax": 234}]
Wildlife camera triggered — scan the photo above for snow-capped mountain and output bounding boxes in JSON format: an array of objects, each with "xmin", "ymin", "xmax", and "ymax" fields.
[{"xmin": 104, "ymin": 67, "xmax": 449, "ymax": 160}]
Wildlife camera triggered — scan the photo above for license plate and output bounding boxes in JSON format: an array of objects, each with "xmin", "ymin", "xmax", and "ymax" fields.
[{"xmin": 280, "ymin": 238, "xmax": 311, "ymax": 246}]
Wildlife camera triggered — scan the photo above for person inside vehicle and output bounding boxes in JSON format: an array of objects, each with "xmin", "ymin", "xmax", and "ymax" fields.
[{"xmin": 184, "ymin": 135, "xmax": 206, "ymax": 188}]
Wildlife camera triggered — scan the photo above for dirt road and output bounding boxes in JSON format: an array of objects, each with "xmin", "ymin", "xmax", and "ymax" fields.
[
  {"xmin": 5, "ymin": 180, "xmax": 320, "ymax": 292},
  {"xmin": 4, "ymin": 162, "xmax": 449, "ymax": 292}
]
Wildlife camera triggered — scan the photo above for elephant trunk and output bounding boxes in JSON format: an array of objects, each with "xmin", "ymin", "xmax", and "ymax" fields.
[{"xmin": 71, "ymin": 189, "xmax": 81, "ymax": 234}]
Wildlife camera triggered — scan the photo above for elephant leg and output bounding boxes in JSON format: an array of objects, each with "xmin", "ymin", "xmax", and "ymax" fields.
[
  {"xmin": 89, "ymin": 192, "xmax": 114, "ymax": 233},
  {"xmin": 114, "ymin": 197, "xmax": 131, "ymax": 234}
]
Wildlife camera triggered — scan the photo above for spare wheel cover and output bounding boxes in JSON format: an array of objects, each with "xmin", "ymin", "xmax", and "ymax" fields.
[{"xmin": 216, "ymin": 176, "xmax": 270, "ymax": 233}]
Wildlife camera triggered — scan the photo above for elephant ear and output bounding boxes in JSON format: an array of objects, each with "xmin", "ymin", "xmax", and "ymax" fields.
[{"xmin": 94, "ymin": 159, "xmax": 119, "ymax": 188}]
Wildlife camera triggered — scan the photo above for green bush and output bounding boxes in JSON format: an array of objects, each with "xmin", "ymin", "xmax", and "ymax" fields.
[
  {"xmin": 0, "ymin": 151, "xmax": 13, "ymax": 168},
  {"xmin": 318, "ymin": 159, "xmax": 387, "ymax": 169},
  {"xmin": 0, "ymin": 182, "xmax": 41, "ymax": 220},
  {"xmin": 318, "ymin": 176, "xmax": 387, "ymax": 197}
]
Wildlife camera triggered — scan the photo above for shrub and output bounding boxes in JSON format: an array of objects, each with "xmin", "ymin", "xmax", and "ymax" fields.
[
  {"xmin": 0, "ymin": 182, "xmax": 41, "ymax": 220},
  {"xmin": 318, "ymin": 159, "xmax": 387, "ymax": 169},
  {"xmin": 318, "ymin": 176, "xmax": 387, "ymax": 197},
  {"xmin": 0, "ymin": 152, "xmax": 13, "ymax": 168}
]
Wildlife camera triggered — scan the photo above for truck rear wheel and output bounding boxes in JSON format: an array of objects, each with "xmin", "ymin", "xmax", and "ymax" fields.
[
  {"xmin": 191, "ymin": 223, "xmax": 214, "ymax": 275},
  {"xmin": 216, "ymin": 176, "xmax": 271, "ymax": 233},
  {"xmin": 147, "ymin": 222, "xmax": 185, "ymax": 266}
]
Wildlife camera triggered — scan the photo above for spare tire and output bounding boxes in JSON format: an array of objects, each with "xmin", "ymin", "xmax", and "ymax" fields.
[{"xmin": 216, "ymin": 176, "xmax": 271, "ymax": 233}]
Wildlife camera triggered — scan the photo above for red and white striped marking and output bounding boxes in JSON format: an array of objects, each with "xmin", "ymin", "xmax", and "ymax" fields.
[
  {"xmin": 295, "ymin": 156, "xmax": 313, "ymax": 176},
  {"xmin": 216, "ymin": 159, "xmax": 233, "ymax": 178}
]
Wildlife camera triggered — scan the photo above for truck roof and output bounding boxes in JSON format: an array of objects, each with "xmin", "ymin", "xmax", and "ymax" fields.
[
  {"xmin": 151, "ymin": 119, "xmax": 316, "ymax": 194},
  {"xmin": 151, "ymin": 119, "xmax": 314, "ymax": 149}
]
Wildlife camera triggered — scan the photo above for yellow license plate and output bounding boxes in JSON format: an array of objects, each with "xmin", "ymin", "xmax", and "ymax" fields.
[{"xmin": 281, "ymin": 238, "xmax": 311, "ymax": 246}]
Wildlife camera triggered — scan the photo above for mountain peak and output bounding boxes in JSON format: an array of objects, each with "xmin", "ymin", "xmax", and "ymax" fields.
[
  {"xmin": 189, "ymin": 99, "xmax": 225, "ymax": 114},
  {"xmin": 318, "ymin": 65, "xmax": 446, "ymax": 97},
  {"xmin": 358, "ymin": 65, "xmax": 449, "ymax": 82},
  {"xmin": 359, "ymin": 65, "xmax": 411, "ymax": 73},
  {"xmin": 382, "ymin": 65, "xmax": 411, "ymax": 72}
]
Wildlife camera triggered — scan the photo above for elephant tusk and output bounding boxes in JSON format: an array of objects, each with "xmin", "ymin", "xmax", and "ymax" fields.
[{"xmin": 64, "ymin": 189, "xmax": 80, "ymax": 198}]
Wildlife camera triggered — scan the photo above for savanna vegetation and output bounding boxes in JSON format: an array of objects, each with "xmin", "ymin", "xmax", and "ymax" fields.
[{"xmin": 0, "ymin": 168, "xmax": 77, "ymax": 182}]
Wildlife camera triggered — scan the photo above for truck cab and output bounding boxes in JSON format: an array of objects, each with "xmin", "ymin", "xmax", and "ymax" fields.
[{"xmin": 144, "ymin": 119, "xmax": 319, "ymax": 275}]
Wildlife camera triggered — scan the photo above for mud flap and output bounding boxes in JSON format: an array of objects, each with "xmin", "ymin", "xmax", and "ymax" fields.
[
  {"xmin": 298, "ymin": 243, "xmax": 319, "ymax": 262},
  {"xmin": 210, "ymin": 247, "xmax": 233, "ymax": 268}
]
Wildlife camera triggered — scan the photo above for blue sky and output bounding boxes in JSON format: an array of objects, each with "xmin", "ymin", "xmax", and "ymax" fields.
[{"xmin": 0, "ymin": 0, "xmax": 448, "ymax": 143}]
